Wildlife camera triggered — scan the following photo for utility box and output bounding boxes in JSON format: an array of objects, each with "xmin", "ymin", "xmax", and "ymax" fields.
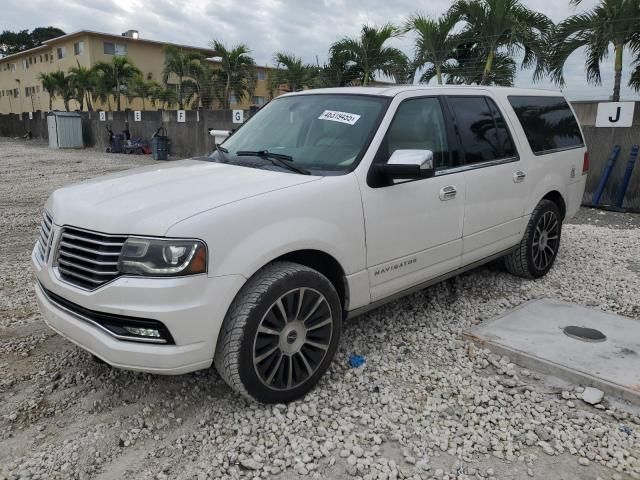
[{"xmin": 47, "ymin": 112, "xmax": 83, "ymax": 149}]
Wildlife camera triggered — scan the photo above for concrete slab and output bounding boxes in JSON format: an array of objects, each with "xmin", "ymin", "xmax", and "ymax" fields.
[{"xmin": 465, "ymin": 298, "xmax": 640, "ymax": 405}]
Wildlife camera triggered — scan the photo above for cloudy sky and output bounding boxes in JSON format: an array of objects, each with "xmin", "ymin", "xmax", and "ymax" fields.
[{"xmin": 2, "ymin": 0, "xmax": 638, "ymax": 100}]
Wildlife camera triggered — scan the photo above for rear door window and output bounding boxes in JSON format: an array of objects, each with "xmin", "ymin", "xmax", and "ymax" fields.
[
  {"xmin": 507, "ymin": 96, "xmax": 584, "ymax": 154},
  {"xmin": 448, "ymin": 96, "xmax": 517, "ymax": 164}
]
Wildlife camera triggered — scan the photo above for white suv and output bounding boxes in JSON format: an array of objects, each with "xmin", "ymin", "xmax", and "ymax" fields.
[{"xmin": 32, "ymin": 86, "xmax": 588, "ymax": 403}]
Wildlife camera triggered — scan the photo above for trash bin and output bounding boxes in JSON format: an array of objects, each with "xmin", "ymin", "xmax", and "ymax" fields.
[{"xmin": 151, "ymin": 127, "xmax": 169, "ymax": 161}]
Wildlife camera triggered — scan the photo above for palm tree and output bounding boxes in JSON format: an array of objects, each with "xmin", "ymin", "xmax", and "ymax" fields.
[
  {"xmin": 330, "ymin": 24, "xmax": 409, "ymax": 86},
  {"xmin": 49, "ymin": 70, "xmax": 73, "ymax": 111},
  {"xmin": 188, "ymin": 62, "xmax": 218, "ymax": 109},
  {"xmin": 38, "ymin": 72, "xmax": 58, "ymax": 111},
  {"xmin": 93, "ymin": 56, "xmax": 141, "ymax": 111},
  {"xmin": 439, "ymin": 45, "xmax": 517, "ymax": 85},
  {"xmin": 550, "ymin": 0, "xmax": 640, "ymax": 101},
  {"xmin": 67, "ymin": 63, "xmax": 95, "ymax": 111},
  {"xmin": 162, "ymin": 45, "xmax": 203, "ymax": 109},
  {"xmin": 405, "ymin": 13, "xmax": 458, "ymax": 85},
  {"xmin": 317, "ymin": 51, "xmax": 361, "ymax": 88},
  {"xmin": 149, "ymin": 84, "xmax": 178, "ymax": 110},
  {"xmin": 450, "ymin": 0, "xmax": 553, "ymax": 85},
  {"xmin": 127, "ymin": 76, "xmax": 160, "ymax": 110},
  {"xmin": 210, "ymin": 40, "xmax": 256, "ymax": 110},
  {"xmin": 92, "ymin": 70, "xmax": 114, "ymax": 111},
  {"xmin": 269, "ymin": 53, "xmax": 316, "ymax": 92},
  {"xmin": 158, "ymin": 88, "xmax": 178, "ymax": 109},
  {"xmin": 630, "ymin": 58, "xmax": 640, "ymax": 93}
]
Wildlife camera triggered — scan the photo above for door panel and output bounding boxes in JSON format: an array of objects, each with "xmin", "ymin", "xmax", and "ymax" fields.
[
  {"xmin": 358, "ymin": 96, "xmax": 465, "ymax": 301},
  {"xmin": 446, "ymin": 95, "xmax": 527, "ymax": 263},
  {"xmin": 362, "ymin": 174, "xmax": 465, "ymax": 300},
  {"xmin": 462, "ymin": 162, "xmax": 526, "ymax": 264}
]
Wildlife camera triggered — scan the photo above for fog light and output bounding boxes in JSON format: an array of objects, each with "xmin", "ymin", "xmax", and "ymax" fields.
[{"xmin": 123, "ymin": 326, "xmax": 161, "ymax": 338}]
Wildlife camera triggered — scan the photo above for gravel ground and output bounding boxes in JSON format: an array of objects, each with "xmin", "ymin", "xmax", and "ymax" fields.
[{"xmin": 0, "ymin": 137, "xmax": 639, "ymax": 480}]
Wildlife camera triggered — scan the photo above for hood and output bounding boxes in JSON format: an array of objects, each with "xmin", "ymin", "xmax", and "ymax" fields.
[{"xmin": 47, "ymin": 159, "xmax": 320, "ymax": 236}]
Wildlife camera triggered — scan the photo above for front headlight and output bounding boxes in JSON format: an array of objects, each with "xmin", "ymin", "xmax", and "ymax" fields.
[{"xmin": 118, "ymin": 238, "xmax": 207, "ymax": 276}]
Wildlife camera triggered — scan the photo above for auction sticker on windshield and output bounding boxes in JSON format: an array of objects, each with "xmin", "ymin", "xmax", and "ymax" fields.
[{"xmin": 318, "ymin": 110, "xmax": 361, "ymax": 125}]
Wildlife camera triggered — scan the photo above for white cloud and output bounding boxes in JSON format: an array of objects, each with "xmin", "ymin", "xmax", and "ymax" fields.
[{"xmin": 1, "ymin": 0, "xmax": 637, "ymax": 99}]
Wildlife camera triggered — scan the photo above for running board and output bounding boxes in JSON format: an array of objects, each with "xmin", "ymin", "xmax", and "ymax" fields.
[{"xmin": 346, "ymin": 246, "xmax": 517, "ymax": 320}]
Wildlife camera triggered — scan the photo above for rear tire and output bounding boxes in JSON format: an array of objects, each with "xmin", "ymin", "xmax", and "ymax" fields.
[
  {"xmin": 214, "ymin": 261, "xmax": 342, "ymax": 403},
  {"xmin": 505, "ymin": 199, "xmax": 562, "ymax": 279}
]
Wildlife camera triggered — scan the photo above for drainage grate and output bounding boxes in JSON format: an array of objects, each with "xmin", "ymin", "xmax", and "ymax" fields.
[{"xmin": 563, "ymin": 326, "xmax": 607, "ymax": 343}]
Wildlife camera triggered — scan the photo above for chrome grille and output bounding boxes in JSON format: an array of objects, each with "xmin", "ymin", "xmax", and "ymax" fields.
[
  {"xmin": 56, "ymin": 227, "xmax": 126, "ymax": 290},
  {"xmin": 36, "ymin": 211, "xmax": 54, "ymax": 263}
]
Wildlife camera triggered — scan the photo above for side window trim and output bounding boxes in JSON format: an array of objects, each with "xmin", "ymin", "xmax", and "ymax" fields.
[
  {"xmin": 531, "ymin": 145, "xmax": 585, "ymax": 156},
  {"xmin": 444, "ymin": 95, "xmax": 520, "ymax": 169}
]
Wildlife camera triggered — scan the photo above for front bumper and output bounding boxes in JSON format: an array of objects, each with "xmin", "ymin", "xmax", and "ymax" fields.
[{"xmin": 32, "ymin": 242, "xmax": 246, "ymax": 375}]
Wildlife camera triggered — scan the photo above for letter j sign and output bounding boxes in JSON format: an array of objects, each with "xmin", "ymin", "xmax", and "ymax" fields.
[{"xmin": 595, "ymin": 102, "xmax": 635, "ymax": 127}]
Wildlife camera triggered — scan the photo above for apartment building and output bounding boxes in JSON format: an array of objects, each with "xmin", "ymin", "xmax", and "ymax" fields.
[{"xmin": 0, "ymin": 30, "xmax": 273, "ymax": 114}]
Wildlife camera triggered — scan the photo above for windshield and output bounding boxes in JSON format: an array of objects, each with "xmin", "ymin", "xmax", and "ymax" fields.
[{"xmin": 217, "ymin": 94, "xmax": 390, "ymax": 173}]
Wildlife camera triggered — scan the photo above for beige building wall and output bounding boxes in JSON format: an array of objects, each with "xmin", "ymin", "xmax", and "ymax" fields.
[{"xmin": 0, "ymin": 31, "xmax": 275, "ymax": 114}]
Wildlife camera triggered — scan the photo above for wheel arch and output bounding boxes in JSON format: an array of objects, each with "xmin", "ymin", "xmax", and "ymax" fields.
[
  {"xmin": 541, "ymin": 190, "xmax": 567, "ymax": 219},
  {"xmin": 262, "ymin": 249, "xmax": 348, "ymax": 310}
]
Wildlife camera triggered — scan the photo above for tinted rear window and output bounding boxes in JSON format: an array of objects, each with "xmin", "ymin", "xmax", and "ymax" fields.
[{"xmin": 508, "ymin": 96, "xmax": 584, "ymax": 154}]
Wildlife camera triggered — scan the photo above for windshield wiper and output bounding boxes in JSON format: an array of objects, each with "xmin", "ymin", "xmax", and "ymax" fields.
[{"xmin": 236, "ymin": 150, "xmax": 310, "ymax": 175}]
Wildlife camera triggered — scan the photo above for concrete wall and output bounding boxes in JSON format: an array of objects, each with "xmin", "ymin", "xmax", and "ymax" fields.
[
  {"xmin": 0, "ymin": 109, "xmax": 244, "ymax": 158},
  {"xmin": 2, "ymin": 101, "xmax": 640, "ymax": 209},
  {"xmin": 572, "ymin": 102, "xmax": 640, "ymax": 210}
]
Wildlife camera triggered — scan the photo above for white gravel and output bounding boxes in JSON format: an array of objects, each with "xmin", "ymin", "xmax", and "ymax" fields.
[{"xmin": 0, "ymin": 137, "xmax": 639, "ymax": 480}]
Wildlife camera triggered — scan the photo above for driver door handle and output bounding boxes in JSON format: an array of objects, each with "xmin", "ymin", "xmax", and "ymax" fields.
[{"xmin": 439, "ymin": 185, "xmax": 457, "ymax": 201}]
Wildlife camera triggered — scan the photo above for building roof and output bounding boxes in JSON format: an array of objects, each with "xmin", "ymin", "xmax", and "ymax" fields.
[
  {"xmin": 0, "ymin": 30, "xmax": 217, "ymax": 63},
  {"xmin": 284, "ymin": 85, "xmax": 565, "ymax": 98}
]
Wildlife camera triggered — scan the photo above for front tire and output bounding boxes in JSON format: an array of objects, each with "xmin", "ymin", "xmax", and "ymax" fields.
[
  {"xmin": 214, "ymin": 261, "xmax": 342, "ymax": 403},
  {"xmin": 505, "ymin": 199, "xmax": 562, "ymax": 279}
]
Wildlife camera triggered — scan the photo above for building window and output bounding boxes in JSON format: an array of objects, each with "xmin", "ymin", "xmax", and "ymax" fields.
[
  {"xmin": 44, "ymin": 53, "xmax": 49, "ymax": 62},
  {"xmin": 57, "ymin": 47, "xmax": 66, "ymax": 59},
  {"xmin": 252, "ymin": 96, "xmax": 267, "ymax": 106},
  {"xmin": 104, "ymin": 42, "xmax": 128, "ymax": 56},
  {"xmin": 257, "ymin": 70, "xmax": 267, "ymax": 81},
  {"xmin": 11, "ymin": 63, "xmax": 16, "ymax": 72},
  {"xmin": 14, "ymin": 88, "xmax": 19, "ymax": 97},
  {"xmin": 115, "ymin": 43, "xmax": 127, "ymax": 56},
  {"xmin": 74, "ymin": 41, "xmax": 84, "ymax": 55},
  {"xmin": 22, "ymin": 59, "xmax": 29, "ymax": 70},
  {"xmin": 40, "ymin": 55, "xmax": 43, "ymax": 62}
]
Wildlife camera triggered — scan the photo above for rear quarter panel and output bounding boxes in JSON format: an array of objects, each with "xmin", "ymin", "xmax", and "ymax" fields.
[{"xmin": 493, "ymin": 91, "xmax": 587, "ymax": 219}]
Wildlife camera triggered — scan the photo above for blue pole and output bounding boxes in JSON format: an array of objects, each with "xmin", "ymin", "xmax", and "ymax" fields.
[
  {"xmin": 614, "ymin": 144, "xmax": 639, "ymax": 208},
  {"xmin": 592, "ymin": 145, "xmax": 621, "ymax": 206}
]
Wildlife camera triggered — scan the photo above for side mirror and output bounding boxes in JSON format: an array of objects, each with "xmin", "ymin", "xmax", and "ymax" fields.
[{"xmin": 374, "ymin": 149, "xmax": 435, "ymax": 180}]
